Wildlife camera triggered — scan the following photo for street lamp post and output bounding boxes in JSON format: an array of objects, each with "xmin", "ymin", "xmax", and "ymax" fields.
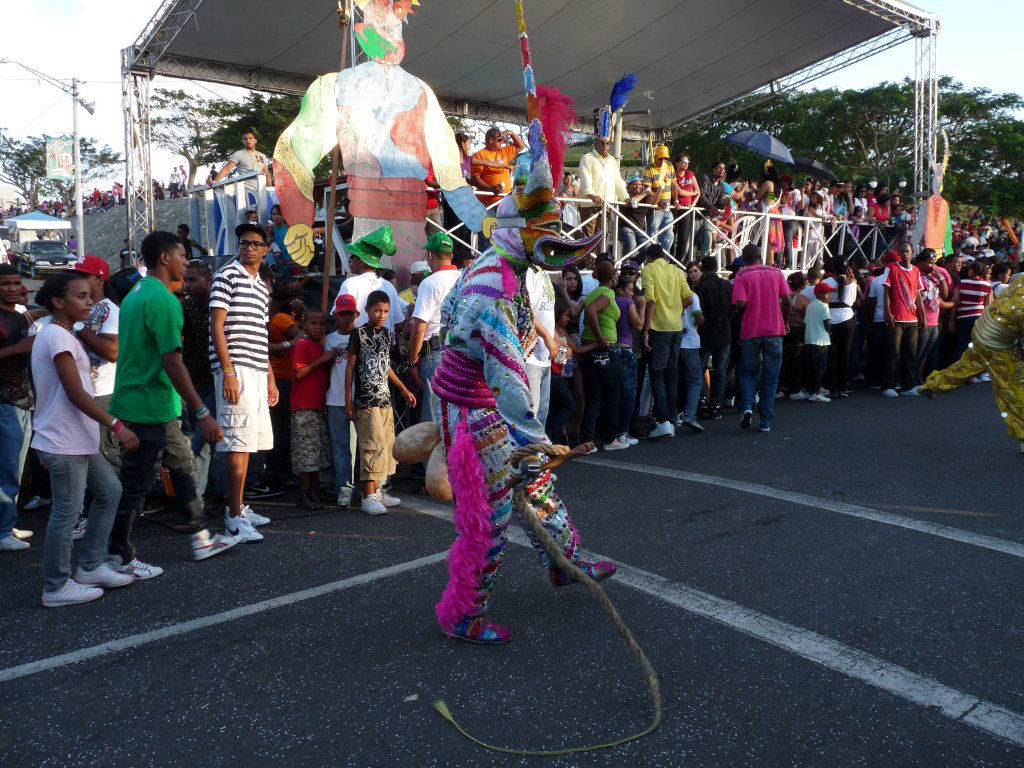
[{"xmin": 0, "ymin": 60, "xmax": 94, "ymax": 259}]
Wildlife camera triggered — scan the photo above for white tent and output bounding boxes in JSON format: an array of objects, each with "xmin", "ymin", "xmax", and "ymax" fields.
[{"xmin": 2, "ymin": 212, "xmax": 71, "ymax": 231}]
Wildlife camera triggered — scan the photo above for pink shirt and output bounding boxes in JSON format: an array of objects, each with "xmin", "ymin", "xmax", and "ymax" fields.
[{"xmin": 732, "ymin": 264, "xmax": 790, "ymax": 340}]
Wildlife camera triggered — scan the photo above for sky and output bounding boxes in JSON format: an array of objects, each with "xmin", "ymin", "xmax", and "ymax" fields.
[{"xmin": 0, "ymin": 0, "xmax": 1019, "ymax": 200}]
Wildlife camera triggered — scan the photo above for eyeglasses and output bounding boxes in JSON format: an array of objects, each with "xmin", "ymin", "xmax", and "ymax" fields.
[{"xmin": 237, "ymin": 240, "xmax": 268, "ymax": 251}]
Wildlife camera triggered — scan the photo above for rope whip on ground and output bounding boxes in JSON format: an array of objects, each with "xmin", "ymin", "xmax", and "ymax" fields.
[{"xmin": 433, "ymin": 443, "xmax": 663, "ymax": 755}]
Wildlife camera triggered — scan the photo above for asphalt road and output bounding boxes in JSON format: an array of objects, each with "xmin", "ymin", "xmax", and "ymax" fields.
[{"xmin": 1, "ymin": 383, "xmax": 1022, "ymax": 767}]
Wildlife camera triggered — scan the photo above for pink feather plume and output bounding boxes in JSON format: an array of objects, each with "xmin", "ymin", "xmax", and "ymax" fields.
[
  {"xmin": 435, "ymin": 412, "xmax": 493, "ymax": 631},
  {"xmin": 536, "ymin": 85, "xmax": 576, "ymax": 183}
]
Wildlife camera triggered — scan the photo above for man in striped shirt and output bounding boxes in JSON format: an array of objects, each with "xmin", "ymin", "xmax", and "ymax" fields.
[
  {"xmin": 952, "ymin": 261, "xmax": 993, "ymax": 361},
  {"xmin": 209, "ymin": 223, "xmax": 278, "ymax": 542}
]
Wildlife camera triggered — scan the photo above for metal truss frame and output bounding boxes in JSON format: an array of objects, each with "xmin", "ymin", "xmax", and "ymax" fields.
[{"xmin": 122, "ymin": 0, "xmax": 939, "ymax": 249}]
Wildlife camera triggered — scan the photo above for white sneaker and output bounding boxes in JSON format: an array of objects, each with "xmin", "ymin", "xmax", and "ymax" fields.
[
  {"xmin": 679, "ymin": 418, "xmax": 704, "ymax": 434},
  {"xmin": 619, "ymin": 433, "xmax": 639, "ymax": 447},
  {"xmin": 789, "ymin": 391, "xmax": 808, "ymax": 401},
  {"xmin": 649, "ymin": 420, "xmax": 675, "ymax": 439},
  {"xmin": 72, "ymin": 517, "xmax": 87, "ymax": 540},
  {"xmin": 380, "ymin": 491, "xmax": 401, "ymax": 507},
  {"xmin": 337, "ymin": 487, "xmax": 353, "ymax": 506},
  {"xmin": 774, "ymin": 390, "xmax": 785, "ymax": 399},
  {"xmin": 42, "ymin": 579, "xmax": 103, "ymax": 608},
  {"xmin": 13, "ymin": 528, "xmax": 33, "ymax": 540},
  {"xmin": 24, "ymin": 495, "xmax": 50, "ymax": 511},
  {"xmin": 0, "ymin": 534, "xmax": 29, "ymax": 551},
  {"xmin": 74, "ymin": 563, "xmax": 134, "ymax": 589},
  {"xmin": 818, "ymin": 388, "xmax": 830, "ymax": 397},
  {"xmin": 361, "ymin": 492, "xmax": 389, "ymax": 516},
  {"xmin": 902, "ymin": 386, "xmax": 922, "ymax": 397},
  {"xmin": 980, "ymin": 373, "xmax": 991, "ymax": 382},
  {"xmin": 240, "ymin": 505, "xmax": 270, "ymax": 527},
  {"xmin": 110, "ymin": 556, "xmax": 165, "ymax": 580},
  {"xmin": 601, "ymin": 437, "xmax": 630, "ymax": 451},
  {"xmin": 192, "ymin": 528, "xmax": 239, "ymax": 561},
  {"xmin": 881, "ymin": 388, "xmax": 899, "ymax": 398},
  {"xmin": 808, "ymin": 393, "xmax": 831, "ymax": 403},
  {"xmin": 223, "ymin": 512, "xmax": 264, "ymax": 542}
]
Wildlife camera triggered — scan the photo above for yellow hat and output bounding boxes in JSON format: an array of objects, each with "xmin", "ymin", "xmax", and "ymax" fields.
[{"xmin": 654, "ymin": 144, "xmax": 670, "ymax": 160}]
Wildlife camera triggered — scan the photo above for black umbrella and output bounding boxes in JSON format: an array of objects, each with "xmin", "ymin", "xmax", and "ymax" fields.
[{"xmin": 790, "ymin": 156, "xmax": 837, "ymax": 182}]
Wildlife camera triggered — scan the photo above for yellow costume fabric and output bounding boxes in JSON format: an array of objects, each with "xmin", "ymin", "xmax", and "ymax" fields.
[{"xmin": 924, "ymin": 279, "xmax": 1024, "ymax": 440}]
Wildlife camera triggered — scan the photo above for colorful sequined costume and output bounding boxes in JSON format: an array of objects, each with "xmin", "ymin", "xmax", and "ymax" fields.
[
  {"xmin": 923, "ymin": 278, "xmax": 1024, "ymax": 442},
  {"xmin": 429, "ymin": 0, "xmax": 613, "ymax": 645}
]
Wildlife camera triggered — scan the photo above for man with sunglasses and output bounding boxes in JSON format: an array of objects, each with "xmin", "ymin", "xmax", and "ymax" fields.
[{"xmin": 209, "ymin": 223, "xmax": 279, "ymax": 542}]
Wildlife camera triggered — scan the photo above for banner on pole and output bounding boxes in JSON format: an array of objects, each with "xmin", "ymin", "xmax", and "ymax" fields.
[{"xmin": 44, "ymin": 136, "xmax": 74, "ymax": 181}]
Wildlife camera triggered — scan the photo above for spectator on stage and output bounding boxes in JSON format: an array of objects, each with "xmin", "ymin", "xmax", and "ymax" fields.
[
  {"xmin": 732, "ymin": 243, "xmax": 791, "ymax": 432},
  {"xmin": 30, "ymin": 273, "xmax": 140, "ymax": 606},
  {"xmin": 326, "ymin": 295, "xmax": 358, "ymax": 507},
  {"xmin": 643, "ymin": 145, "xmax": 677, "ymax": 253},
  {"xmin": 0, "ymin": 265, "xmax": 35, "ymax": 552},
  {"xmin": 696, "ymin": 161, "xmax": 727, "ymax": 257},
  {"xmin": 578, "ymin": 136, "xmax": 628, "ymax": 238},
  {"xmin": 290, "ymin": 310, "xmax": 334, "ymax": 511},
  {"xmin": 881, "ymin": 241, "xmax": 926, "ymax": 397},
  {"xmin": 673, "ymin": 153, "xmax": 700, "ymax": 261},
  {"xmin": 641, "ymin": 243, "xmax": 694, "ymax": 439},
  {"xmin": 471, "ymin": 128, "xmax": 525, "ymax": 206},
  {"xmin": 407, "ymin": 233, "xmax": 459, "ymax": 419},
  {"xmin": 176, "ymin": 224, "xmax": 208, "ymax": 260},
  {"xmin": 345, "ymin": 291, "xmax": 416, "ymax": 516},
  {"xmin": 209, "ymin": 223, "xmax": 278, "ymax": 541},
  {"xmin": 109, "ymin": 231, "xmax": 236, "ymax": 574},
  {"xmin": 212, "ymin": 128, "xmax": 273, "ymax": 189},
  {"xmin": 619, "ymin": 173, "xmax": 653, "ymax": 258}
]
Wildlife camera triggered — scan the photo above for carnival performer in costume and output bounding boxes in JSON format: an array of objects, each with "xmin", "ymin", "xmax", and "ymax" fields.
[
  {"xmin": 920, "ymin": 277, "xmax": 1024, "ymax": 451},
  {"xmin": 430, "ymin": 0, "xmax": 615, "ymax": 645}
]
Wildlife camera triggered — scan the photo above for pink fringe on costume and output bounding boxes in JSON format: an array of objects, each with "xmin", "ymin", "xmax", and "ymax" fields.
[
  {"xmin": 500, "ymin": 256, "xmax": 520, "ymax": 302},
  {"xmin": 435, "ymin": 411, "xmax": 493, "ymax": 631},
  {"xmin": 536, "ymin": 85, "xmax": 576, "ymax": 183}
]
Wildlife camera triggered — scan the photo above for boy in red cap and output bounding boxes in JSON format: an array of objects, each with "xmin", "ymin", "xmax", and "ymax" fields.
[
  {"xmin": 326, "ymin": 295, "xmax": 358, "ymax": 506},
  {"xmin": 801, "ymin": 282, "xmax": 834, "ymax": 402}
]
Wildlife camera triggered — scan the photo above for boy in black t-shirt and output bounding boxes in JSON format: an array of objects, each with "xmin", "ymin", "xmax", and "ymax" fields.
[{"xmin": 345, "ymin": 291, "xmax": 416, "ymax": 516}]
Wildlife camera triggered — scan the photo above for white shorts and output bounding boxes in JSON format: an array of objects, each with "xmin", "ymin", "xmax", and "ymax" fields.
[{"xmin": 215, "ymin": 367, "xmax": 274, "ymax": 453}]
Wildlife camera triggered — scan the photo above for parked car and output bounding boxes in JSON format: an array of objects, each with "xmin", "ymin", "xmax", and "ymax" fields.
[{"xmin": 11, "ymin": 240, "xmax": 75, "ymax": 278}]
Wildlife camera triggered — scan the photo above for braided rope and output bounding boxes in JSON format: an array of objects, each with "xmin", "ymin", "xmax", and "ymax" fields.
[{"xmin": 433, "ymin": 443, "xmax": 663, "ymax": 755}]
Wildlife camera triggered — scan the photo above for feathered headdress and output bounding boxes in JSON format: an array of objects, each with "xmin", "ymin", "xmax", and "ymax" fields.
[
  {"xmin": 596, "ymin": 74, "xmax": 637, "ymax": 141},
  {"xmin": 493, "ymin": 0, "xmax": 602, "ymax": 270}
]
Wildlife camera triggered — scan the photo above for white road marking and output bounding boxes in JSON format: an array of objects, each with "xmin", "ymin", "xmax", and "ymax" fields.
[
  {"xmin": 579, "ymin": 456, "xmax": 1024, "ymax": 560},
  {"xmin": 405, "ymin": 498, "xmax": 1024, "ymax": 747},
  {"xmin": 0, "ymin": 552, "xmax": 448, "ymax": 684}
]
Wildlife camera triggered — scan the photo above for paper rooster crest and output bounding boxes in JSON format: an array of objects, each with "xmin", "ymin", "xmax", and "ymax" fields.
[{"xmin": 494, "ymin": 0, "xmax": 603, "ymax": 269}]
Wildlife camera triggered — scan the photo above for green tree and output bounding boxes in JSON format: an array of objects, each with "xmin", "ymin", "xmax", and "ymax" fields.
[
  {"xmin": 668, "ymin": 78, "xmax": 1024, "ymax": 216},
  {"xmin": 150, "ymin": 88, "xmax": 220, "ymax": 187},
  {"xmin": 206, "ymin": 92, "xmax": 302, "ymax": 166},
  {"xmin": 0, "ymin": 129, "xmax": 121, "ymax": 208}
]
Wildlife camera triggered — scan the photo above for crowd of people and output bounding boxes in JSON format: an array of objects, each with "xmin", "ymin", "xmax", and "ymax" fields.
[{"xmin": 3, "ymin": 125, "xmax": 1023, "ymax": 608}]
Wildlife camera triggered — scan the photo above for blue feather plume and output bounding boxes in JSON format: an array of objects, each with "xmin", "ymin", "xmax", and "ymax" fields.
[{"xmin": 609, "ymin": 74, "xmax": 637, "ymax": 113}]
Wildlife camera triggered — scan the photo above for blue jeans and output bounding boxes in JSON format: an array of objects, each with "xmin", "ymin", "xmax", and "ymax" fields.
[
  {"xmin": 648, "ymin": 330, "xmax": 681, "ymax": 424},
  {"xmin": 327, "ymin": 405, "xmax": 355, "ymax": 494},
  {"xmin": 615, "ymin": 346, "xmax": 637, "ymax": 437},
  {"xmin": 699, "ymin": 343, "xmax": 731, "ymax": 407},
  {"xmin": 678, "ymin": 347, "xmax": 702, "ymax": 421},
  {"xmin": 647, "ymin": 209, "xmax": 675, "ymax": 253},
  {"xmin": 38, "ymin": 451, "xmax": 121, "ymax": 593},
  {"xmin": 914, "ymin": 325, "xmax": 940, "ymax": 387},
  {"xmin": 0, "ymin": 404, "xmax": 31, "ymax": 540},
  {"xmin": 618, "ymin": 225, "xmax": 643, "ymax": 258},
  {"xmin": 526, "ymin": 363, "xmax": 552, "ymax": 427},
  {"xmin": 738, "ymin": 336, "xmax": 784, "ymax": 422},
  {"xmin": 418, "ymin": 348, "xmax": 441, "ymax": 422}
]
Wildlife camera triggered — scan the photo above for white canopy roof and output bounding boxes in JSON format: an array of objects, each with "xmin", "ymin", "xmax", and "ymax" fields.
[
  {"xmin": 129, "ymin": 0, "xmax": 936, "ymax": 135},
  {"xmin": 2, "ymin": 212, "xmax": 71, "ymax": 230}
]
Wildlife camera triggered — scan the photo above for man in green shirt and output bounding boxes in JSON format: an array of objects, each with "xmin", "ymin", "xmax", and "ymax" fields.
[
  {"xmin": 109, "ymin": 231, "xmax": 237, "ymax": 576},
  {"xmin": 641, "ymin": 243, "xmax": 693, "ymax": 438}
]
